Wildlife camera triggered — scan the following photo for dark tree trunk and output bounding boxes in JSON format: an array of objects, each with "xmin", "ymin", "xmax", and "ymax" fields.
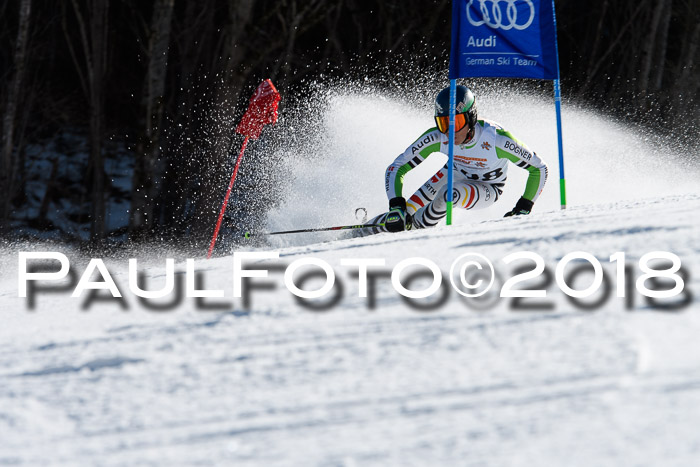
[
  {"xmin": 130, "ymin": 0, "xmax": 175, "ymax": 239},
  {"xmin": 66, "ymin": 0, "xmax": 110, "ymax": 244},
  {"xmin": 0, "ymin": 0, "xmax": 31, "ymax": 229},
  {"xmin": 88, "ymin": 0, "xmax": 108, "ymax": 244},
  {"xmin": 637, "ymin": 0, "xmax": 667, "ymax": 106},
  {"xmin": 652, "ymin": 0, "xmax": 672, "ymax": 91}
]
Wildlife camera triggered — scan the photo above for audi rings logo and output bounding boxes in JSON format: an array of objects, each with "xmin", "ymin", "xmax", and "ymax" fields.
[{"xmin": 466, "ymin": 0, "xmax": 535, "ymax": 31}]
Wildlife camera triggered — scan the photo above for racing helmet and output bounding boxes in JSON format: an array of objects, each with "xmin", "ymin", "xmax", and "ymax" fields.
[{"xmin": 434, "ymin": 85, "xmax": 478, "ymax": 134}]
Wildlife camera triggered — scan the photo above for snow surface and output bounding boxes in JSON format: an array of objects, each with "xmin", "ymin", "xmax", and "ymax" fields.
[{"xmin": 1, "ymin": 90, "xmax": 700, "ymax": 466}]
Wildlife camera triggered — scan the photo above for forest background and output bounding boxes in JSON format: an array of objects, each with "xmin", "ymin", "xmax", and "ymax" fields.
[{"xmin": 0, "ymin": 0, "xmax": 698, "ymax": 249}]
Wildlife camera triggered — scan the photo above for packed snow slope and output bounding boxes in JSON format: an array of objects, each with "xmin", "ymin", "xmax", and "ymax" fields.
[
  {"xmin": 1, "ymin": 87, "xmax": 700, "ymax": 466},
  {"xmin": 1, "ymin": 193, "xmax": 700, "ymax": 466}
]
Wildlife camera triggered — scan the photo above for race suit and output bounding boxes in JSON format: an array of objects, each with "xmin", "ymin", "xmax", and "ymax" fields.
[{"xmin": 366, "ymin": 119, "xmax": 547, "ymax": 233}]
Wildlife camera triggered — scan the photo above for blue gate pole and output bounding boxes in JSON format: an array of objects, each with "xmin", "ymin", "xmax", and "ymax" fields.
[
  {"xmin": 446, "ymin": 79, "xmax": 457, "ymax": 224},
  {"xmin": 552, "ymin": 0, "xmax": 566, "ymax": 209},
  {"xmin": 554, "ymin": 79, "xmax": 566, "ymax": 209}
]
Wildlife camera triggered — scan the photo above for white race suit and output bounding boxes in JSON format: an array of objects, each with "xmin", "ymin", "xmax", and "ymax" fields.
[{"xmin": 365, "ymin": 119, "xmax": 548, "ymax": 233}]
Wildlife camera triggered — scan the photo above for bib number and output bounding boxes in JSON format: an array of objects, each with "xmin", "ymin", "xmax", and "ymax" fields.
[{"xmin": 460, "ymin": 167, "xmax": 504, "ymax": 182}]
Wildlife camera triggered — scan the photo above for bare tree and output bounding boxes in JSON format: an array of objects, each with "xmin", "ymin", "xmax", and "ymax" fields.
[
  {"xmin": 585, "ymin": 0, "xmax": 609, "ymax": 81},
  {"xmin": 577, "ymin": 1, "xmax": 648, "ymax": 97},
  {"xmin": 270, "ymin": 0, "xmax": 325, "ymax": 88},
  {"xmin": 63, "ymin": 0, "xmax": 110, "ymax": 244},
  {"xmin": 0, "ymin": 0, "xmax": 31, "ymax": 228},
  {"xmin": 130, "ymin": 0, "xmax": 175, "ymax": 239},
  {"xmin": 651, "ymin": 0, "xmax": 672, "ymax": 91},
  {"xmin": 674, "ymin": 18, "xmax": 700, "ymax": 120},
  {"xmin": 637, "ymin": 0, "xmax": 668, "ymax": 106}
]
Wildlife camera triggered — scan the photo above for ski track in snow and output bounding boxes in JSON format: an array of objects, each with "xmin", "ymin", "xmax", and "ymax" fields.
[{"xmin": 1, "ymin": 194, "xmax": 700, "ymax": 465}]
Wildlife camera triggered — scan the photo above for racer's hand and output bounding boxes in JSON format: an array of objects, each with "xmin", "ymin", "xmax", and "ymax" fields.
[
  {"xmin": 385, "ymin": 197, "xmax": 410, "ymax": 232},
  {"xmin": 504, "ymin": 197, "xmax": 534, "ymax": 217}
]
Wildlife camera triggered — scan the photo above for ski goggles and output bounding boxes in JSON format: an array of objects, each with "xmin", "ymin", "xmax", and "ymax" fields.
[{"xmin": 435, "ymin": 113, "xmax": 468, "ymax": 134}]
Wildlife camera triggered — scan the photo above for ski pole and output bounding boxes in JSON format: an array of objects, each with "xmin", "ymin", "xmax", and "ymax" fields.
[{"xmin": 243, "ymin": 223, "xmax": 384, "ymax": 238}]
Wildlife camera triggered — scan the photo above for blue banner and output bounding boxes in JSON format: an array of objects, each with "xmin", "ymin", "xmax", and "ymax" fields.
[{"xmin": 449, "ymin": 0, "xmax": 559, "ymax": 80}]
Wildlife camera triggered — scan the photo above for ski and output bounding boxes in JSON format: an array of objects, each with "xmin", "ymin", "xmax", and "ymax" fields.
[{"xmin": 243, "ymin": 223, "xmax": 383, "ymax": 238}]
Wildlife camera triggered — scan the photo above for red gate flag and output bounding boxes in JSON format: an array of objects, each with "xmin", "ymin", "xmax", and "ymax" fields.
[
  {"xmin": 236, "ymin": 79, "xmax": 281, "ymax": 139},
  {"xmin": 207, "ymin": 80, "xmax": 281, "ymax": 258}
]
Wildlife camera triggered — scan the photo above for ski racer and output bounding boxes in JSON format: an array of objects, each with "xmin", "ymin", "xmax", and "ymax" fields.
[{"xmin": 366, "ymin": 85, "xmax": 548, "ymax": 233}]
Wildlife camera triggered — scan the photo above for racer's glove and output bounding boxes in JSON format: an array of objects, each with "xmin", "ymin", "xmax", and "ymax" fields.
[
  {"xmin": 504, "ymin": 197, "xmax": 534, "ymax": 217},
  {"xmin": 385, "ymin": 197, "xmax": 411, "ymax": 232}
]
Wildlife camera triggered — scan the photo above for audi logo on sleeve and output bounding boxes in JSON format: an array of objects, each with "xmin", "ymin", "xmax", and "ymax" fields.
[{"xmin": 466, "ymin": 0, "xmax": 536, "ymax": 31}]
